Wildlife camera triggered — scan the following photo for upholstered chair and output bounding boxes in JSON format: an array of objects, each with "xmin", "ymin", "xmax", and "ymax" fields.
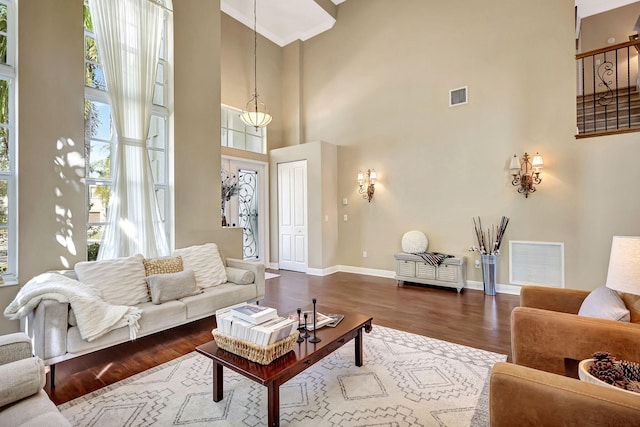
[
  {"xmin": 490, "ymin": 286, "xmax": 640, "ymax": 426},
  {"xmin": 0, "ymin": 332, "xmax": 70, "ymax": 426}
]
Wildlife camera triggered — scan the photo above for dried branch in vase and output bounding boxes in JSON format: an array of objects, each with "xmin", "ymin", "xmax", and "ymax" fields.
[{"xmin": 469, "ymin": 216, "xmax": 510, "ymax": 256}]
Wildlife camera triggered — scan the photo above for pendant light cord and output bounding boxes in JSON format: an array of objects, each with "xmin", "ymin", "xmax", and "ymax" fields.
[{"xmin": 253, "ymin": 0, "xmax": 258, "ymax": 113}]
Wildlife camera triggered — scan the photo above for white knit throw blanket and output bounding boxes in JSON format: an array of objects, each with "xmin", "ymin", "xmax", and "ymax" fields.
[{"xmin": 4, "ymin": 273, "xmax": 142, "ymax": 342}]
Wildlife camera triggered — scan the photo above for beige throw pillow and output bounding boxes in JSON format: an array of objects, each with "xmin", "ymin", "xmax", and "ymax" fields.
[
  {"xmin": 75, "ymin": 254, "xmax": 149, "ymax": 306},
  {"xmin": 225, "ymin": 267, "xmax": 255, "ymax": 285},
  {"xmin": 143, "ymin": 256, "xmax": 183, "ymax": 276},
  {"xmin": 146, "ymin": 270, "xmax": 202, "ymax": 304},
  {"xmin": 578, "ymin": 286, "xmax": 630, "ymax": 322},
  {"xmin": 172, "ymin": 243, "xmax": 227, "ymax": 288}
]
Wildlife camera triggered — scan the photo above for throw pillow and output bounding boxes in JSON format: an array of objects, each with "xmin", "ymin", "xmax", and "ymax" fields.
[
  {"xmin": 225, "ymin": 267, "xmax": 255, "ymax": 285},
  {"xmin": 143, "ymin": 256, "xmax": 183, "ymax": 276},
  {"xmin": 401, "ymin": 231, "xmax": 428, "ymax": 253},
  {"xmin": 75, "ymin": 254, "xmax": 149, "ymax": 306},
  {"xmin": 0, "ymin": 357, "xmax": 46, "ymax": 407},
  {"xmin": 578, "ymin": 285, "xmax": 630, "ymax": 322},
  {"xmin": 620, "ymin": 293, "xmax": 640, "ymax": 323},
  {"xmin": 173, "ymin": 243, "xmax": 227, "ymax": 288},
  {"xmin": 146, "ymin": 270, "xmax": 202, "ymax": 304}
]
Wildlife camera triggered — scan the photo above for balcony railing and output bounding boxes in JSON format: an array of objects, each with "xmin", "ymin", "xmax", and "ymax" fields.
[{"xmin": 576, "ymin": 38, "xmax": 640, "ymax": 138}]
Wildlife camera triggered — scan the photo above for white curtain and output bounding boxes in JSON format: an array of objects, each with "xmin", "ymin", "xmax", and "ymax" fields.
[{"xmin": 90, "ymin": 0, "xmax": 169, "ymax": 259}]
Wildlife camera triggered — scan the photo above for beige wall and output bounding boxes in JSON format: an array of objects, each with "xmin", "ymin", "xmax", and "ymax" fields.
[
  {"xmin": 220, "ymin": 12, "xmax": 284, "ymax": 152},
  {"xmin": 579, "ymin": 2, "xmax": 640, "ymax": 94},
  {"xmin": 0, "ymin": 0, "xmax": 87, "ymax": 334},
  {"xmin": 581, "ymin": 2, "xmax": 640, "ymax": 51},
  {"xmin": 299, "ymin": 0, "xmax": 600, "ymax": 289},
  {"xmin": 0, "ymin": 0, "xmax": 240, "ymax": 334}
]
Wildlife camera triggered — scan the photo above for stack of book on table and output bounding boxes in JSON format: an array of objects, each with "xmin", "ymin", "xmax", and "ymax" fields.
[{"xmin": 216, "ymin": 303, "xmax": 297, "ymax": 347}]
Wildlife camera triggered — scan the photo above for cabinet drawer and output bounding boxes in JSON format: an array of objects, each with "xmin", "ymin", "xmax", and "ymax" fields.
[
  {"xmin": 416, "ymin": 262, "xmax": 436, "ymax": 279},
  {"xmin": 397, "ymin": 260, "xmax": 416, "ymax": 277},
  {"xmin": 436, "ymin": 264, "xmax": 458, "ymax": 282}
]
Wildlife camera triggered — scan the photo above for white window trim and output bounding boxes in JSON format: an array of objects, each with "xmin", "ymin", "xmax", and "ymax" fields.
[
  {"xmin": 0, "ymin": 0, "xmax": 17, "ymax": 284},
  {"xmin": 84, "ymin": 3, "xmax": 173, "ymax": 257}
]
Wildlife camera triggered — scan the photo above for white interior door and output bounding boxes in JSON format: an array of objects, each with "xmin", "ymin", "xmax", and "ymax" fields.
[
  {"xmin": 278, "ymin": 160, "xmax": 308, "ymax": 272},
  {"xmin": 221, "ymin": 157, "xmax": 269, "ymax": 265}
]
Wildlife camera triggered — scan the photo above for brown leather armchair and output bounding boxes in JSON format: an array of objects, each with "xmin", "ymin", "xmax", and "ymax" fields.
[{"xmin": 490, "ymin": 286, "xmax": 640, "ymax": 426}]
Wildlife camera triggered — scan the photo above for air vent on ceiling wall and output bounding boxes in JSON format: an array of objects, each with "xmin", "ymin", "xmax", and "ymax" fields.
[{"xmin": 449, "ymin": 86, "xmax": 468, "ymax": 107}]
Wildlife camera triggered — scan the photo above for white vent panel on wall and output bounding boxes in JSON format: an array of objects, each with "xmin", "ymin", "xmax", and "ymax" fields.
[
  {"xmin": 509, "ymin": 241, "xmax": 564, "ymax": 288},
  {"xmin": 449, "ymin": 86, "xmax": 468, "ymax": 106}
]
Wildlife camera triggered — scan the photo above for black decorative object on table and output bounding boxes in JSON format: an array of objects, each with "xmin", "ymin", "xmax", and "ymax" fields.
[
  {"xmin": 308, "ymin": 298, "xmax": 322, "ymax": 343},
  {"xmin": 300, "ymin": 313, "xmax": 310, "ymax": 339},
  {"xmin": 296, "ymin": 308, "xmax": 305, "ymax": 343}
]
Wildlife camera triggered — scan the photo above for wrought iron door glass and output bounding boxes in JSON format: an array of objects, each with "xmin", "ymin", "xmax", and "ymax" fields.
[{"xmin": 238, "ymin": 169, "xmax": 259, "ymax": 259}]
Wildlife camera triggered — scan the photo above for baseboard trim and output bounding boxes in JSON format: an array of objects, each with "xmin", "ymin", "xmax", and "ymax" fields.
[{"xmin": 298, "ymin": 265, "xmax": 521, "ymax": 295}]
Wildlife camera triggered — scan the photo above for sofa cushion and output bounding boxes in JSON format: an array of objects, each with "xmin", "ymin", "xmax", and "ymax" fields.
[
  {"xmin": 75, "ymin": 254, "xmax": 149, "ymax": 306},
  {"xmin": 172, "ymin": 243, "xmax": 227, "ymax": 288},
  {"xmin": 143, "ymin": 256, "xmax": 183, "ymax": 276},
  {"xmin": 225, "ymin": 267, "xmax": 255, "ymax": 285},
  {"xmin": 146, "ymin": 270, "xmax": 202, "ymax": 304},
  {"xmin": 0, "ymin": 390, "xmax": 70, "ymax": 427},
  {"xmin": 180, "ymin": 282, "xmax": 258, "ymax": 319},
  {"xmin": 578, "ymin": 285, "xmax": 630, "ymax": 322},
  {"xmin": 67, "ymin": 300, "xmax": 187, "ymax": 354}
]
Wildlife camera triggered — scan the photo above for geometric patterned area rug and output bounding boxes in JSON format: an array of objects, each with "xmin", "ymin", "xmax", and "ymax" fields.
[{"xmin": 58, "ymin": 325, "xmax": 505, "ymax": 426}]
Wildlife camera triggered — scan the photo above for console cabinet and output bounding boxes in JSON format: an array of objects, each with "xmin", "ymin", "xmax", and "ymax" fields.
[{"xmin": 394, "ymin": 253, "xmax": 467, "ymax": 292}]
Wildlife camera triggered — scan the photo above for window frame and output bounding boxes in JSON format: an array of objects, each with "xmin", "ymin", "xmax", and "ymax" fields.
[
  {"xmin": 0, "ymin": 0, "xmax": 17, "ymax": 284},
  {"xmin": 84, "ymin": 2, "xmax": 172, "ymax": 258},
  {"xmin": 221, "ymin": 104, "xmax": 267, "ymax": 155}
]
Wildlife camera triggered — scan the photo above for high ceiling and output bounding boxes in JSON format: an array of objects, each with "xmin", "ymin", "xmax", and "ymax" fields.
[{"xmin": 221, "ymin": 0, "xmax": 638, "ymax": 47}]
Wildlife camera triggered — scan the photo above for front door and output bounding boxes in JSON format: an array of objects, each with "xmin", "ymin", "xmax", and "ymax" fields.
[{"xmin": 222, "ymin": 157, "xmax": 268, "ymax": 264}]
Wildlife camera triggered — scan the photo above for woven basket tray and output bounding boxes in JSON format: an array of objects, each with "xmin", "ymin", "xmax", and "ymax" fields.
[{"xmin": 212, "ymin": 329, "xmax": 298, "ymax": 365}]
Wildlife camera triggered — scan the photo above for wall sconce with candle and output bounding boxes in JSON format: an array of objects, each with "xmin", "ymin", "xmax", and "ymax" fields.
[
  {"xmin": 510, "ymin": 152, "xmax": 543, "ymax": 198},
  {"xmin": 357, "ymin": 169, "xmax": 376, "ymax": 202}
]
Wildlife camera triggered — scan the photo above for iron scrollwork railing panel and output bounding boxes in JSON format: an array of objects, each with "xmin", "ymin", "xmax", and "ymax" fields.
[
  {"xmin": 576, "ymin": 39, "xmax": 640, "ymax": 136},
  {"xmin": 238, "ymin": 169, "xmax": 259, "ymax": 260},
  {"xmin": 596, "ymin": 59, "xmax": 615, "ymax": 107}
]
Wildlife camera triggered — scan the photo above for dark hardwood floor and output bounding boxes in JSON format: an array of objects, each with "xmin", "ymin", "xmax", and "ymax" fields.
[{"xmin": 46, "ymin": 270, "xmax": 520, "ymax": 405}]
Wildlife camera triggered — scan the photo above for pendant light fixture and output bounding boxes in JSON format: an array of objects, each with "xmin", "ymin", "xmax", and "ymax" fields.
[{"xmin": 240, "ymin": 0, "xmax": 272, "ymax": 129}]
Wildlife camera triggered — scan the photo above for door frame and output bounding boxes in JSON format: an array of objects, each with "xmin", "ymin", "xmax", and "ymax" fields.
[{"xmin": 222, "ymin": 155, "xmax": 269, "ymax": 266}]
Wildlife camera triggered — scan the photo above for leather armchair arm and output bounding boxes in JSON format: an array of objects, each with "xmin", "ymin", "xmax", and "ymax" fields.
[
  {"xmin": 512, "ymin": 306, "xmax": 640, "ymax": 375},
  {"xmin": 520, "ymin": 286, "xmax": 589, "ymax": 314},
  {"xmin": 490, "ymin": 362, "xmax": 640, "ymax": 427}
]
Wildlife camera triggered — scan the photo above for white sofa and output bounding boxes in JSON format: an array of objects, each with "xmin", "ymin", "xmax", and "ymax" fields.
[{"xmin": 24, "ymin": 244, "xmax": 265, "ymax": 387}]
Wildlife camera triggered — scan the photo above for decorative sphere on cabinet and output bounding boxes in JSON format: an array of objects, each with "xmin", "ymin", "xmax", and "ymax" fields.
[{"xmin": 401, "ymin": 231, "xmax": 428, "ymax": 253}]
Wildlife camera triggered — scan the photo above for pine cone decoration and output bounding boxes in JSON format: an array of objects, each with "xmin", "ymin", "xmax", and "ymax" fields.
[
  {"xmin": 588, "ymin": 352, "xmax": 629, "ymax": 390},
  {"xmin": 619, "ymin": 360, "xmax": 640, "ymax": 382}
]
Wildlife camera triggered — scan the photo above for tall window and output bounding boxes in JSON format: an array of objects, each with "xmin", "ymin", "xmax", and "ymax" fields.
[
  {"xmin": 0, "ymin": 0, "xmax": 16, "ymax": 281},
  {"xmin": 221, "ymin": 105, "xmax": 266, "ymax": 154},
  {"xmin": 84, "ymin": 1, "xmax": 171, "ymax": 260}
]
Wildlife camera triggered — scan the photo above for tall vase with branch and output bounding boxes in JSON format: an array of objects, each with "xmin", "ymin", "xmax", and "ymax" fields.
[{"xmin": 470, "ymin": 216, "xmax": 510, "ymax": 295}]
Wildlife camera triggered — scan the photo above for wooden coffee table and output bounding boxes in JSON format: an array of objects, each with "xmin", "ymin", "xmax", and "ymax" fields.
[{"xmin": 196, "ymin": 311, "xmax": 373, "ymax": 427}]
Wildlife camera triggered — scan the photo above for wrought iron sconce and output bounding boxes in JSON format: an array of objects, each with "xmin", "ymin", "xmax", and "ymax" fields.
[
  {"xmin": 510, "ymin": 152, "xmax": 543, "ymax": 198},
  {"xmin": 357, "ymin": 169, "xmax": 376, "ymax": 202}
]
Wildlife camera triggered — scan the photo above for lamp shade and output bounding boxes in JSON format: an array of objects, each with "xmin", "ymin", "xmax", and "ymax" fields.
[
  {"xmin": 240, "ymin": 111, "xmax": 272, "ymax": 129},
  {"xmin": 532, "ymin": 153, "xmax": 544, "ymax": 170},
  {"xmin": 605, "ymin": 236, "xmax": 640, "ymax": 295},
  {"xmin": 357, "ymin": 171, "xmax": 364, "ymax": 183},
  {"xmin": 369, "ymin": 169, "xmax": 377, "ymax": 183},
  {"xmin": 509, "ymin": 155, "xmax": 520, "ymax": 171}
]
